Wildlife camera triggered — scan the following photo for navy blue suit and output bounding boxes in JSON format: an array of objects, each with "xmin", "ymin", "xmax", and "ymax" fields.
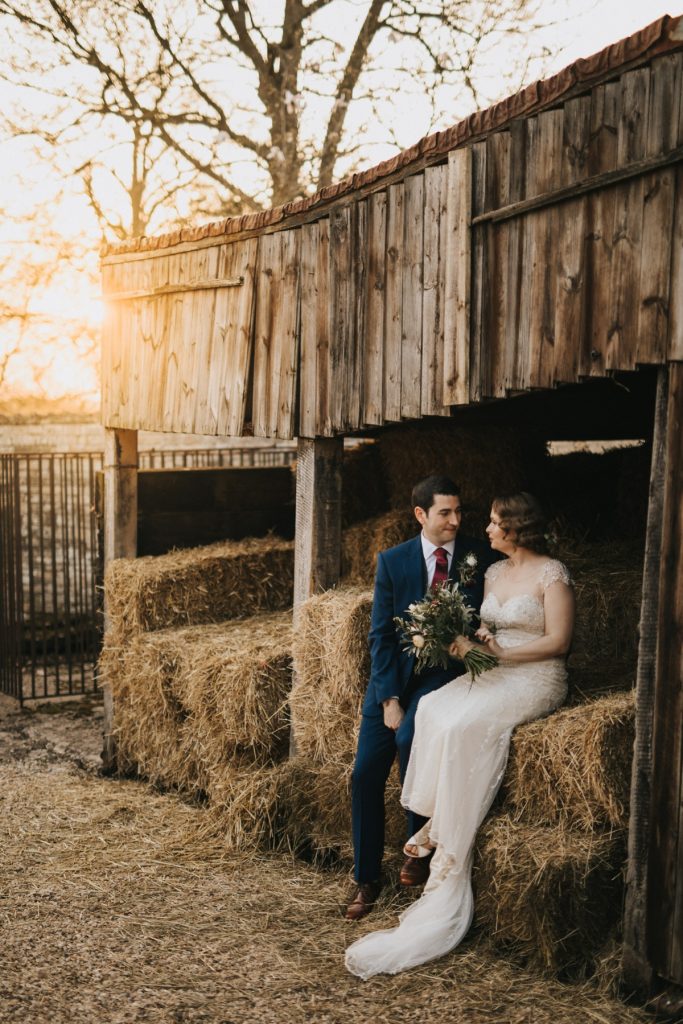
[{"xmin": 351, "ymin": 531, "xmax": 497, "ymax": 883}]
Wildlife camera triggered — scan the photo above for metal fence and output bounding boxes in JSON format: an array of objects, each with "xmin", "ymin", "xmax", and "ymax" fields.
[{"xmin": 0, "ymin": 445, "xmax": 296, "ymax": 703}]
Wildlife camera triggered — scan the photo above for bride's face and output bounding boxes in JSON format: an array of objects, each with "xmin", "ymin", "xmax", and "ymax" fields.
[{"xmin": 486, "ymin": 509, "xmax": 514, "ymax": 553}]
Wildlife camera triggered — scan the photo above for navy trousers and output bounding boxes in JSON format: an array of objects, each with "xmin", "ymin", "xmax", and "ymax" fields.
[{"xmin": 351, "ymin": 678, "xmax": 445, "ymax": 884}]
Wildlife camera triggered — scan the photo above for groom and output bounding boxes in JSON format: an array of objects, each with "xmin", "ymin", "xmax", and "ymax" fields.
[{"xmin": 345, "ymin": 474, "xmax": 496, "ymax": 921}]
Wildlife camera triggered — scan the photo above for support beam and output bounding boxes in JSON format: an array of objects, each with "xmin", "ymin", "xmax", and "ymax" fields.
[
  {"xmin": 624, "ymin": 363, "xmax": 683, "ymax": 993},
  {"xmin": 291, "ymin": 436, "xmax": 343, "ymax": 754},
  {"xmin": 101, "ymin": 427, "xmax": 138, "ymax": 771},
  {"xmin": 623, "ymin": 366, "xmax": 668, "ymax": 995}
]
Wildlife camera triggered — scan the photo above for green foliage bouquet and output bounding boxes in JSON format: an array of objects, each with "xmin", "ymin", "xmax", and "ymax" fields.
[{"xmin": 394, "ymin": 581, "xmax": 498, "ymax": 681}]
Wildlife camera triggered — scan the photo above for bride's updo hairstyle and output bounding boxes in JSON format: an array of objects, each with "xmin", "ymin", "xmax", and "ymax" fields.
[{"xmin": 492, "ymin": 492, "xmax": 548, "ymax": 554}]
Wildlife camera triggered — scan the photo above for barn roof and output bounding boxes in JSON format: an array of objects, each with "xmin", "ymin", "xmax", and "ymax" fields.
[{"xmin": 101, "ymin": 14, "xmax": 682, "ymax": 262}]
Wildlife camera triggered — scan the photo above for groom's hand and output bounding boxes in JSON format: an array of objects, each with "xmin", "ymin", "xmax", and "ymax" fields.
[{"xmin": 382, "ymin": 698, "xmax": 404, "ymax": 732}]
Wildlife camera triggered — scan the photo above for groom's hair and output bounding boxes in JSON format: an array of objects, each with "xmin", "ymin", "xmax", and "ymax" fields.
[{"xmin": 411, "ymin": 475, "xmax": 461, "ymax": 512}]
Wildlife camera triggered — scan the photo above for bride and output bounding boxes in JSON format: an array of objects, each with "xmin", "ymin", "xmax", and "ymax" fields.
[{"xmin": 345, "ymin": 492, "xmax": 574, "ymax": 979}]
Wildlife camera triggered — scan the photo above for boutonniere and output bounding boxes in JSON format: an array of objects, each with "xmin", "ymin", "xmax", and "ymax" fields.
[{"xmin": 456, "ymin": 552, "xmax": 478, "ymax": 587}]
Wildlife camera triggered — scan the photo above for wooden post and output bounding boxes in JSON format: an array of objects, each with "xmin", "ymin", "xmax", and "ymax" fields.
[
  {"xmin": 623, "ymin": 366, "xmax": 668, "ymax": 995},
  {"xmin": 291, "ymin": 436, "xmax": 343, "ymax": 754},
  {"xmin": 624, "ymin": 363, "xmax": 683, "ymax": 994},
  {"xmin": 101, "ymin": 427, "xmax": 138, "ymax": 771}
]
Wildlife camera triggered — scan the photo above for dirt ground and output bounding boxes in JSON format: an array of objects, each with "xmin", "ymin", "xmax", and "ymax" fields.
[{"xmin": 0, "ymin": 695, "xmax": 655, "ymax": 1024}]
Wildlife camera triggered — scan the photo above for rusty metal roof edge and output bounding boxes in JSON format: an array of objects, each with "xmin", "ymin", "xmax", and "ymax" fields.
[{"xmin": 101, "ymin": 13, "xmax": 681, "ymax": 263}]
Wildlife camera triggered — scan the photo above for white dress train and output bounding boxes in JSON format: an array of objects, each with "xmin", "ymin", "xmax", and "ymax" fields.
[{"xmin": 345, "ymin": 559, "xmax": 571, "ymax": 979}]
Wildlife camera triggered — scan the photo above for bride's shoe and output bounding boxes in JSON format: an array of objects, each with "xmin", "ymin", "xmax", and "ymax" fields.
[
  {"xmin": 400, "ymin": 823, "xmax": 435, "ymax": 886},
  {"xmin": 403, "ymin": 822, "xmax": 436, "ymax": 860}
]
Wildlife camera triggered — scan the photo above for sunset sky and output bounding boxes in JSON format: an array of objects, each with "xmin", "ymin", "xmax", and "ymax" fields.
[{"xmin": 0, "ymin": 0, "xmax": 679, "ymax": 413}]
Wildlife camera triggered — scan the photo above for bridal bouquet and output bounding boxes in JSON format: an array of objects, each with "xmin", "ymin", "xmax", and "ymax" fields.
[{"xmin": 394, "ymin": 582, "xmax": 498, "ymax": 680}]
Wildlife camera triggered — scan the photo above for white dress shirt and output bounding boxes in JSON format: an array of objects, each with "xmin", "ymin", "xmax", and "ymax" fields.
[{"xmin": 421, "ymin": 533, "xmax": 455, "ymax": 587}]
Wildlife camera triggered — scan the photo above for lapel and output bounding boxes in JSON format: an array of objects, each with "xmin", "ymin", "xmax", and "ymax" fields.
[{"xmin": 402, "ymin": 534, "xmax": 428, "ymax": 599}]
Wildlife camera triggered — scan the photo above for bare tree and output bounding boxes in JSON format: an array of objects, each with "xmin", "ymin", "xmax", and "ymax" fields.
[
  {"xmin": 0, "ymin": 0, "xmax": 553, "ymax": 223},
  {"xmin": 0, "ymin": 197, "xmax": 99, "ymax": 399}
]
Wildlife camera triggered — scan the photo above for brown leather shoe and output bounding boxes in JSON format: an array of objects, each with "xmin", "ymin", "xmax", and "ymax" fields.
[
  {"xmin": 345, "ymin": 880, "xmax": 382, "ymax": 921},
  {"xmin": 399, "ymin": 851, "xmax": 434, "ymax": 887}
]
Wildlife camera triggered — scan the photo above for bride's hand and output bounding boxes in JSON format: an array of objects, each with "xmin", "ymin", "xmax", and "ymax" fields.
[
  {"xmin": 481, "ymin": 635, "xmax": 503, "ymax": 658},
  {"xmin": 448, "ymin": 634, "xmax": 473, "ymax": 659},
  {"xmin": 475, "ymin": 625, "xmax": 494, "ymax": 643}
]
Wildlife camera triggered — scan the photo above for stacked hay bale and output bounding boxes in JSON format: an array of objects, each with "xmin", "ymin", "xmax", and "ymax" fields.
[
  {"xmin": 376, "ymin": 421, "xmax": 546, "ymax": 535},
  {"xmin": 288, "ymin": 587, "xmax": 371, "ymax": 859},
  {"xmin": 100, "ymin": 537, "xmax": 295, "ymax": 848},
  {"xmin": 475, "ymin": 691, "xmax": 634, "ymax": 977},
  {"xmin": 288, "ymin": 586, "xmax": 406, "ymax": 863}
]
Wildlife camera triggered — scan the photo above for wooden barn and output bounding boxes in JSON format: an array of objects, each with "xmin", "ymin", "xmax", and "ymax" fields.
[{"xmin": 99, "ymin": 15, "xmax": 683, "ymax": 1007}]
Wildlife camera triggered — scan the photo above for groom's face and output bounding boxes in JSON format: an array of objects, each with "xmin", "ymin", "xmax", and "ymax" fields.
[{"xmin": 415, "ymin": 493, "xmax": 462, "ymax": 547}]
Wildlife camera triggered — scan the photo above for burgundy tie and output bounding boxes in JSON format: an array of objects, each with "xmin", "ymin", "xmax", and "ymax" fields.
[{"xmin": 432, "ymin": 547, "xmax": 449, "ymax": 590}]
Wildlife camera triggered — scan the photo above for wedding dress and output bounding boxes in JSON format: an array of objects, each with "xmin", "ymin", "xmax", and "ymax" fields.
[{"xmin": 345, "ymin": 558, "xmax": 571, "ymax": 979}]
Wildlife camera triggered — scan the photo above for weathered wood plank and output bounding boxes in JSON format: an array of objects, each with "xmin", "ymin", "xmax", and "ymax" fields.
[
  {"xmin": 637, "ymin": 169, "xmax": 675, "ymax": 365},
  {"xmin": 554, "ymin": 98, "xmax": 591, "ymax": 384},
  {"xmin": 622, "ymin": 367, "xmax": 668, "ymax": 997},
  {"xmin": 669, "ymin": 166, "xmax": 683, "ymax": 361},
  {"xmin": 618, "ymin": 67, "xmax": 651, "ymax": 165},
  {"xmin": 503, "ymin": 120, "xmax": 527, "ymax": 393},
  {"xmin": 187, "ymin": 246, "xmax": 219, "ymax": 432},
  {"xmin": 329, "ymin": 206, "xmax": 354, "ymax": 432},
  {"xmin": 275, "ymin": 230, "xmax": 300, "ymax": 439},
  {"xmin": 315, "ymin": 220, "xmax": 331, "ymax": 436},
  {"xmin": 483, "ymin": 131, "xmax": 510, "ymax": 398},
  {"xmin": 464, "ymin": 141, "xmax": 485, "ymax": 403},
  {"xmin": 384, "ymin": 183, "xmax": 404, "ymax": 421},
  {"xmin": 252, "ymin": 233, "xmax": 281, "ymax": 437},
  {"xmin": 363, "ymin": 192, "xmax": 387, "ymax": 425},
  {"xmin": 606, "ymin": 69, "xmax": 651, "ymax": 371},
  {"xmin": 515, "ymin": 117, "xmax": 538, "ymax": 391},
  {"xmin": 443, "ymin": 146, "xmax": 473, "ymax": 406},
  {"xmin": 349, "ymin": 200, "xmax": 367, "ymax": 432},
  {"xmin": 401, "ymin": 174, "xmax": 424, "ymax": 419},
  {"xmin": 529, "ymin": 110, "xmax": 563, "ymax": 390},
  {"xmin": 299, "ymin": 222, "xmax": 319, "ymax": 439},
  {"xmin": 587, "ymin": 81, "xmax": 619, "ymax": 176},
  {"xmin": 214, "ymin": 238, "xmax": 258, "ymax": 436},
  {"xmin": 647, "ymin": 363, "xmax": 683, "ymax": 986},
  {"xmin": 646, "ymin": 54, "xmax": 682, "ymax": 158},
  {"xmin": 561, "ymin": 96, "xmax": 592, "ymax": 187},
  {"xmin": 553, "ymin": 196, "xmax": 588, "ymax": 384},
  {"xmin": 421, "ymin": 164, "xmax": 449, "ymax": 416}
]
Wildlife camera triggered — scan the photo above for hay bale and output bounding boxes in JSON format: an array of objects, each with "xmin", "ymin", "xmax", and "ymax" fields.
[
  {"xmin": 342, "ymin": 508, "xmax": 418, "ymax": 583},
  {"xmin": 503, "ymin": 692, "xmax": 635, "ymax": 830},
  {"xmin": 377, "ymin": 422, "xmax": 545, "ymax": 534},
  {"xmin": 105, "ymin": 536, "xmax": 294, "ymax": 641},
  {"xmin": 474, "ymin": 813, "xmax": 626, "ymax": 977},
  {"xmin": 202, "ymin": 760, "xmax": 290, "ymax": 852},
  {"xmin": 282, "ymin": 755, "xmax": 406, "ymax": 865},
  {"xmin": 100, "ymin": 638, "xmax": 205, "ymax": 794},
  {"xmin": 558, "ymin": 541, "xmax": 642, "ymax": 700},
  {"xmin": 103, "ymin": 611, "xmax": 292, "ymax": 794},
  {"xmin": 342, "ymin": 441, "xmax": 388, "ymax": 526},
  {"xmin": 290, "ymin": 586, "xmax": 372, "ymax": 763}
]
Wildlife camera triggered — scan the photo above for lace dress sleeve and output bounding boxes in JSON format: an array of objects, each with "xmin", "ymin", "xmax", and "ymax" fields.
[
  {"xmin": 541, "ymin": 559, "xmax": 573, "ymax": 590},
  {"xmin": 484, "ymin": 560, "xmax": 506, "ymax": 584}
]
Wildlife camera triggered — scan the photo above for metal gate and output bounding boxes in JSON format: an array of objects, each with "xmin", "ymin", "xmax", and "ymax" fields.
[
  {"xmin": 0, "ymin": 455, "xmax": 23, "ymax": 700},
  {"xmin": 0, "ymin": 452, "xmax": 103, "ymax": 702}
]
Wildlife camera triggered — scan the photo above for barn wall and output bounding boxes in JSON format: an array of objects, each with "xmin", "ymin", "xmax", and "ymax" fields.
[{"xmin": 100, "ymin": 51, "xmax": 683, "ymax": 441}]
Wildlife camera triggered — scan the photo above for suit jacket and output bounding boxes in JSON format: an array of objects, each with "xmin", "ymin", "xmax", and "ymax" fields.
[{"xmin": 362, "ymin": 532, "xmax": 498, "ymax": 716}]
